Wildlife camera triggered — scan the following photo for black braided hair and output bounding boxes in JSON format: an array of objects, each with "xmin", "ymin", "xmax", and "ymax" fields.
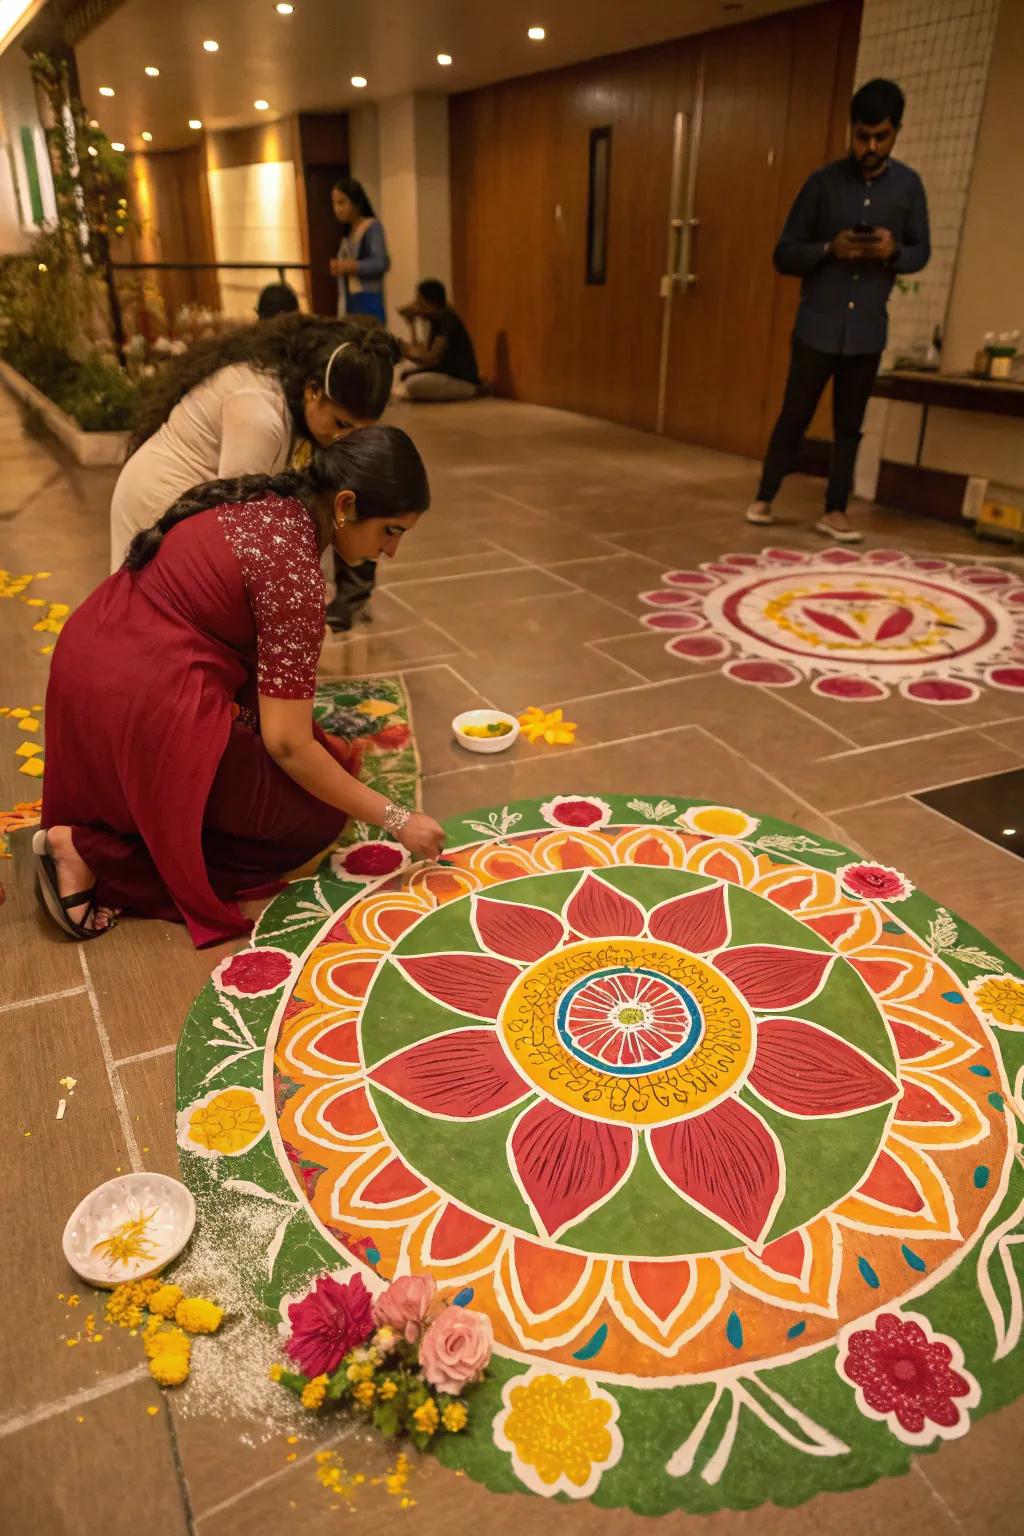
[
  {"xmin": 122, "ymin": 425, "xmax": 429, "ymax": 572},
  {"xmin": 126, "ymin": 313, "xmax": 400, "ymax": 457}
]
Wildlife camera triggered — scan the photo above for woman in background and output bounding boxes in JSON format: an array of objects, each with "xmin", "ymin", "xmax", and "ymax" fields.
[
  {"xmin": 108, "ymin": 315, "xmax": 395, "ymax": 570},
  {"xmin": 39, "ymin": 428, "xmax": 444, "ymax": 947},
  {"xmin": 330, "ymin": 178, "xmax": 391, "ymax": 325}
]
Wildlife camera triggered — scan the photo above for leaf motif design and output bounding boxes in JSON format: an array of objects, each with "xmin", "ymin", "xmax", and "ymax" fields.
[
  {"xmin": 666, "ymin": 1377, "xmax": 849, "ymax": 1484},
  {"xmin": 928, "ymin": 907, "xmax": 960, "ymax": 950},
  {"xmin": 951, "ymin": 945, "xmax": 1004, "ymax": 973},
  {"xmin": 976, "ymin": 1188, "xmax": 1024, "ymax": 1362},
  {"xmin": 756, "ymin": 834, "xmax": 844, "ymax": 858},
  {"xmin": 627, "ymin": 798, "xmax": 677, "ymax": 822},
  {"xmin": 266, "ymin": 1210, "xmax": 294, "ymax": 1278}
]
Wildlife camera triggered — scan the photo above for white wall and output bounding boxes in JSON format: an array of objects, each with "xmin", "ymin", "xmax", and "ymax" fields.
[
  {"xmin": 0, "ymin": 43, "xmax": 55, "ymax": 253},
  {"xmin": 377, "ymin": 92, "xmax": 451, "ymax": 332},
  {"xmin": 854, "ymin": 0, "xmax": 999, "ymax": 363},
  {"xmin": 206, "ymin": 160, "xmax": 303, "ymax": 318}
]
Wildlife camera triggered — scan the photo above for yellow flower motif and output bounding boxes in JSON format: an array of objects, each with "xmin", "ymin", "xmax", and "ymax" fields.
[
  {"xmin": 148, "ymin": 1284, "xmax": 183, "ymax": 1318},
  {"xmin": 412, "ymin": 1398, "xmax": 439, "ymax": 1436},
  {"xmin": 178, "ymin": 1086, "xmax": 267, "ymax": 1158},
  {"xmin": 378, "ymin": 1379, "xmax": 398, "ymax": 1401},
  {"xmin": 353, "ymin": 1379, "xmax": 376, "ymax": 1406},
  {"xmin": 494, "ymin": 1371, "xmax": 623, "ymax": 1500},
  {"xmin": 970, "ymin": 973, "xmax": 1024, "ymax": 1031},
  {"xmin": 356, "ymin": 698, "xmax": 398, "ymax": 718},
  {"xmin": 441, "ymin": 1401, "xmax": 468, "ymax": 1433},
  {"xmin": 301, "ymin": 1374, "xmax": 328, "ymax": 1410},
  {"xmin": 517, "ymin": 706, "xmax": 577, "ymax": 746},
  {"xmin": 175, "ymin": 1297, "xmax": 223, "ymax": 1335},
  {"xmin": 678, "ymin": 804, "xmax": 760, "ymax": 840}
]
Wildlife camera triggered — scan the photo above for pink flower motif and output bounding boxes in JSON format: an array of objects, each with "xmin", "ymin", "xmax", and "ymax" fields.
[
  {"xmin": 839, "ymin": 1311, "xmax": 979, "ymax": 1444},
  {"xmin": 419, "ymin": 1305, "xmax": 493, "ymax": 1394},
  {"xmin": 372, "ymin": 1273, "xmax": 437, "ymax": 1342},
  {"xmin": 838, "ymin": 862, "xmax": 914, "ymax": 904},
  {"xmin": 213, "ymin": 947, "xmax": 296, "ymax": 999},
  {"xmin": 284, "ymin": 1272, "xmax": 374, "ymax": 1377},
  {"xmin": 330, "ymin": 839, "xmax": 408, "ymax": 883},
  {"xmin": 539, "ymin": 795, "xmax": 613, "ymax": 831}
]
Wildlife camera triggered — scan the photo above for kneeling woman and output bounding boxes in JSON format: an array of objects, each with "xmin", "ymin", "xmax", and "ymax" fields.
[{"xmin": 38, "ymin": 427, "xmax": 445, "ymax": 946}]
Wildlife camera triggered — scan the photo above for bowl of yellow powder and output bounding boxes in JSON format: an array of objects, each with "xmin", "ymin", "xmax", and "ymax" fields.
[{"xmin": 452, "ymin": 709, "xmax": 520, "ymax": 755}]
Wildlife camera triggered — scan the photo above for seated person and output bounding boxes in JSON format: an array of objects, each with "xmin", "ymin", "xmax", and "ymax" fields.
[
  {"xmin": 256, "ymin": 281, "xmax": 301, "ymax": 320},
  {"xmin": 395, "ymin": 279, "xmax": 479, "ymax": 401}
]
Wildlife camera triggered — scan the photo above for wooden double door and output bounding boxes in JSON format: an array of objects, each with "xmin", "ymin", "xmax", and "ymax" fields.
[{"xmin": 450, "ymin": 0, "xmax": 861, "ymax": 458}]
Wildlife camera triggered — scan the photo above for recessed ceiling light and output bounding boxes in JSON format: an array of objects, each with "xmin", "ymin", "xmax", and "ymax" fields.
[
  {"xmin": 144, "ymin": 66, "xmax": 160, "ymax": 77},
  {"xmin": 275, "ymin": 2, "xmax": 294, "ymax": 11},
  {"xmin": 351, "ymin": 75, "xmax": 367, "ymax": 88},
  {"xmin": 188, "ymin": 118, "xmax": 203, "ymax": 130},
  {"xmin": 99, "ymin": 86, "xmax": 115, "ymax": 96},
  {"xmin": 111, "ymin": 142, "xmax": 125, "ymax": 152},
  {"xmin": 203, "ymin": 39, "xmax": 219, "ymax": 52},
  {"xmin": 141, "ymin": 131, "xmax": 153, "ymax": 142},
  {"xmin": 1003, "ymin": 827, "xmax": 1017, "ymax": 836},
  {"xmin": 437, "ymin": 53, "xmax": 452, "ymax": 66},
  {"xmin": 254, "ymin": 99, "xmax": 269, "ymax": 111},
  {"xmin": 527, "ymin": 26, "xmax": 546, "ymax": 40},
  {"xmin": 87, "ymin": 145, "xmax": 98, "ymax": 157}
]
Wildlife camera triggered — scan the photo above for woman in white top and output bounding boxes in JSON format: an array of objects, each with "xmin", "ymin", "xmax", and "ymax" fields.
[{"xmin": 109, "ymin": 315, "xmax": 397, "ymax": 571}]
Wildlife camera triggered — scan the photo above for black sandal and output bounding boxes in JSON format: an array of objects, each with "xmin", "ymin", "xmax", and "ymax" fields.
[{"xmin": 32, "ymin": 829, "xmax": 113, "ymax": 941}]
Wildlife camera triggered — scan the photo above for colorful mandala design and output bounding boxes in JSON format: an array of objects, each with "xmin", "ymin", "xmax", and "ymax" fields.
[
  {"xmin": 177, "ymin": 797, "xmax": 1024, "ymax": 1515},
  {"xmin": 638, "ymin": 548, "xmax": 1024, "ymax": 704}
]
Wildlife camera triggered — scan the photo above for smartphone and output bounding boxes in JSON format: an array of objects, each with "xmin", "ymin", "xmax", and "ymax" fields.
[{"xmin": 853, "ymin": 221, "xmax": 876, "ymax": 236}]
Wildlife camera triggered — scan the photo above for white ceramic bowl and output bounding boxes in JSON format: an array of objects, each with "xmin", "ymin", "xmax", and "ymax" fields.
[
  {"xmin": 452, "ymin": 709, "xmax": 521, "ymax": 755},
  {"xmin": 62, "ymin": 1172, "xmax": 197, "ymax": 1289}
]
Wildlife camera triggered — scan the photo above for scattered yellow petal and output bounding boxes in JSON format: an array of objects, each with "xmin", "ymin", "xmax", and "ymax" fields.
[
  {"xmin": 146, "ymin": 1405, "xmax": 159, "ymax": 1417},
  {"xmin": 15, "ymin": 741, "xmax": 43, "ymax": 757},
  {"xmin": 19, "ymin": 758, "xmax": 44, "ymax": 777},
  {"xmin": 66, "ymin": 1338, "xmax": 79, "ymax": 1347},
  {"xmin": 35, "ymin": 571, "xmax": 51, "ymax": 578},
  {"xmin": 39, "ymin": 646, "xmax": 54, "ymax": 655},
  {"xmin": 286, "ymin": 1453, "xmax": 296, "ymax": 1462},
  {"xmin": 23, "ymin": 1130, "xmax": 31, "ymax": 1137},
  {"xmin": 9, "ymin": 707, "xmax": 30, "ymax": 718},
  {"xmin": 286, "ymin": 1435, "xmax": 298, "ymax": 1445},
  {"xmin": 60, "ymin": 1076, "xmax": 77, "ymax": 1091},
  {"xmin": 24, "ymin": 598, "xmax": 44, "ymax": 607},
  {"xmin": 91, "ymin": 1334, "xmax": 103, "ymax": 1343},
  {"xmin": 67, "ymin": 1295, "xmax": 80, "ymax": 1307},
  {"xmin": 76, "ymin": 1415, "xmax": 85, "ymax": 1423},
  {"xmin": 18, "ymin": 716, "xmax": 39, "ymax": 733}
]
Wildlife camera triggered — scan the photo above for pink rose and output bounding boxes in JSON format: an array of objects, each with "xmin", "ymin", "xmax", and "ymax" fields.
[
  {"xmin": 838, "ymin": 861, "xmax": 913, "ymax": 903},
  {"xmin": 372, "ymin": 1273, "xmax": 437, "ymax": 1343},
  {"xmin": 284, "ymin": 1272, "xmax": 374, "ymax": 1378},
  {"xmin": 419, "ymin": 1305, "xmax": 493, "ymax": 1394}
]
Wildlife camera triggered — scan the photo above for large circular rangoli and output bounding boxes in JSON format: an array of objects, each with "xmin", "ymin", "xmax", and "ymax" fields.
[
  {"xmin": 177, "ymin": 796, "xmax": 1024, "ymax": 1514},
  {"xmin": 639, "ymin": 547, "xmax": 1024, "ymax": 704}
]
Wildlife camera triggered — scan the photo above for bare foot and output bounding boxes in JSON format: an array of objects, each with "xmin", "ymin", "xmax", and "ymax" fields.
[{"xmin": 46, "ymin": 826, "xmax": 116, "ymax": 933}]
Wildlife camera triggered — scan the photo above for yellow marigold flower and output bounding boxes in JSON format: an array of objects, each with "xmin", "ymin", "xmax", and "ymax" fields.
[
  {"xmin": 300, "ymin": 1374, "xmax": 328, "ymax": 1410},
  {"xmin": 144, "ymin": 1327, "xmax": 191, "ymax": 1361},
  {"xmin": 442, "ymin": 1401, "xmax": 468, "ymax": 1433},
  {"xmin": 149, "ymin": 1347, "xmax": 190, "ymax": 1387},
  {"xmin": 175, "ymin": 1298, "xmax": 223, "ymax": 1335},
  {"xmin": 148, "ymin": 1284, "xmax": 183, "ymax": 1318},
  {"xmin": 356, "ymin": 1362, "xmax": 375, "ymax": 1382},
  {"xmin": 268, "ymin": 1363, "xmax": 283, "ymax": 1382},
  {"xmin": 378, "ymin": 1379, "xmax": 398, "ymax": 1401},
  {"xmin": 346, "ymin": 1362, "xmax": 362, "ymax": 1382},
  {"xmin": 412, "ymin": 1398, "xmax": 439, "ymax": 1436},
  {"xmin": 354, "ymin": 1380, "xmax": 376, "ymax": 1407}
]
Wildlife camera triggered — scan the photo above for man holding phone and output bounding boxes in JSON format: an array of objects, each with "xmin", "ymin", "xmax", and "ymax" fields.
[{"xmin": 746, "ymin": 78, "xmax": 929, "ymax": 542}]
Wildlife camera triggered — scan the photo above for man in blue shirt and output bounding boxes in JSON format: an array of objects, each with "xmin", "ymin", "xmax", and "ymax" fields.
[{"xmin": 746, "ymin": 78, "xmax": 929, "ymax": 543}]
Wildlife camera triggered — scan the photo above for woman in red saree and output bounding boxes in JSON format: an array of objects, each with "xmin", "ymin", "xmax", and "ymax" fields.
[{"xmin": 37, "ymin": 426, "xmax": 444, "ymax": 946}]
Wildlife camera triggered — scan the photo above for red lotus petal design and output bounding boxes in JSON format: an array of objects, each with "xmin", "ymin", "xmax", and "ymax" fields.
[
  {"xmin": 370, "ymin": 1028, "xmax": 530, "ymax": 1117},
  {"xmin": 395, "ymin": 952, "xmax": 521, "ymax": 1019},
  {"xmin": 474, "ymin": 895, "xmax": 565, "ymax": 963},
  {"xmin": 649, "ymin": 1098, "xmax": 781, "ymax": 1243},
  {"xmin": 647, "ymin": 884, "xmax": 729, "ymax": 952},
  {"xmin": 714, "ymin": 945, "xmax": 833, "ymax": 1010},
  {"xmin": 510, "ymin": 1100, "xmax": 634, "ymax": 1237},
  {"xmin": 564, "ymin": 873, "xmax": 645, "ymax": 939},
  {"xmin": 748, "ymin": 1017, "xmax": 898, "ymax": 1115}
]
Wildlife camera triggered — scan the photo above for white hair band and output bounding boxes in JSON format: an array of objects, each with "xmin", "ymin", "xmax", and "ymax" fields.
[{"xmin": 325, "ymin": 341, "xmax": 352, "ymax": 397}]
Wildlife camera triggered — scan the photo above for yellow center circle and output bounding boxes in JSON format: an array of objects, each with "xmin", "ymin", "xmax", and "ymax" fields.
[{"xmin": 499, "ymin": 939, "xmax": 754, "ymax": 1127}]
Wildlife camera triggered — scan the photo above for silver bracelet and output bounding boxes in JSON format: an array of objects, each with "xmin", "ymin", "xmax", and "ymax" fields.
[{"xmin": 383, "ymin": 800, "xmax": 411, "ymax": 838}]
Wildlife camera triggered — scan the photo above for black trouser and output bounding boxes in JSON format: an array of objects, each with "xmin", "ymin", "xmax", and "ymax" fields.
[
  {"xmin": 757, "ymin": 337, "xmax": 881, "ymax": 514},
  {"xmin": 325, "ymin": 555, "xmax": 376, "ymax": 631}
]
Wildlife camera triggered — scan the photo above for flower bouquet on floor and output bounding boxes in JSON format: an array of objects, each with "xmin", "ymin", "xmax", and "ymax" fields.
[{"xmin": 271, "ymin": 1271, "xmax": 493, "ymax": 1447}]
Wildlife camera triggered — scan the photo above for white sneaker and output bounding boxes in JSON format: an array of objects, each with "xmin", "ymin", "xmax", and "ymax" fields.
[
  {"xmin": 815, "ymin": 516, "xmax": 863, "ymax": 544},
  {"xmin": 745, "ymin": 502, "xmax": 774, "ymax": 526}
]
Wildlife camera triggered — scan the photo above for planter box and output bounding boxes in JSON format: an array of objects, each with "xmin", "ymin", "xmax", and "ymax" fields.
[{"xmin": 0, "ymin": 359, "xmax": 128, "ymax": 466}]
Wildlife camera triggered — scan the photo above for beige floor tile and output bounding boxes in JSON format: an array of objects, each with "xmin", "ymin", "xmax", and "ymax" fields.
[
  {"xmin": 380, "ymin": 566, "xmax": 573, "ymax": 624},
  {"xmin": 119, "ymin": 1051, "xmax": 179, "ymax": 1178},
  {"xmin": 1, "ymin": 832, "xmax": 87, "ymax": 1006},
  {"xmin": 432, "ymin": 588, "xmax": 641, "ymax": 655},
  {"xmin": 833, "ymin": 796, "xmax": 1024, "ymax": 960},
  {"xmin": 982, "ymin": 717, "xmax": 1024, "ymax": 756},
  {"xmin": 0, "ymin": 1378, "xmax": 186, "ymax": 1536},
  {"xmin": 318, "ymin": 619, "xmax": 465, "ymax": 677},
  {"xmin": 544, "ymin": 551, "xmax": 668, "ymax": 615},
  {"xmin": 453, "ymin": 641, "xmax": 643, "ymax": 712},
  {"xmin": 780, "ymin": 729, "xmax": 1021, "ymax": 815},
  {"xmin": 379, "ymin": 549, "xmax": 526, "ymax": 584},
  {"xmin": 404, "ymin": 665, "xmax": 495, "ymax": 775},
  {"xmin": 909, "ymin": 1396, "xmax": 1024, "ymax": 1534},
  {"xmin": 593, "ymin": 631, "xmax": 729, "ymax": 683}
]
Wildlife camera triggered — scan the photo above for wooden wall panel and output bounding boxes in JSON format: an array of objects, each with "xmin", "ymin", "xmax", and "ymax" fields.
[
  {"xmin": 450, "ymin": 0, "xmax": 862, "ymax": 455},
  {"xmin": 115, "ymin": 146, "xmax": 219, "ymax": 324}
]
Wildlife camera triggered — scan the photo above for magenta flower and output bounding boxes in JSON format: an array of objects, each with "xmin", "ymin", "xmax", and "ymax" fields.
[{"xmin": 284, "ymin": 1272, "xmax": 374, "ymax": 1377}]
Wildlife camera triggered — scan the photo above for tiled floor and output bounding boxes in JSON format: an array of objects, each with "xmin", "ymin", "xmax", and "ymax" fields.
[{"xmin": 2, "ymin": 387, "xmax": 1023, "ymax": 1534}]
